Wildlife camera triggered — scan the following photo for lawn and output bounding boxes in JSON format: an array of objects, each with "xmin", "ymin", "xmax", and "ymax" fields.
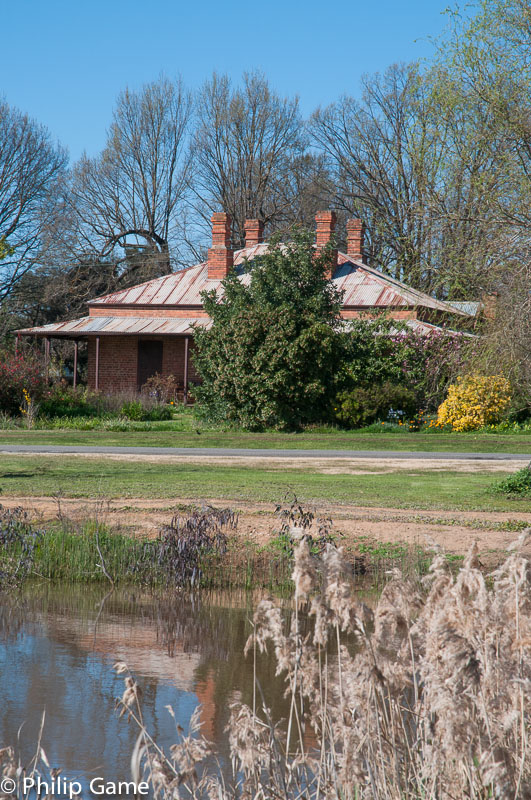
[
  {"xmin": 0, "ymin": 427, "xmax": 530, "ymax": 453},
  {"xmin": 0, "ymin": 455, "xmax": 530, "ymax": 512}
]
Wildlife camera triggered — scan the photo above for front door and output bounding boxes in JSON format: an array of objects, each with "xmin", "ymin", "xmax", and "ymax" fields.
[{"xmin": 137, "ymin": 340, "xmax": 163, "ymax": 390}]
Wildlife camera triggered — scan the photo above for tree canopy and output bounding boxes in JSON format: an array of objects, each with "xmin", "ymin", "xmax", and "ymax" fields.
[
  {"xmin": 0, "ymin": 100, "xmax": 67, "ymax": 304},
  {"xmin": 192, "ymin": 228, "xmax": 344, "ymax": 430}
]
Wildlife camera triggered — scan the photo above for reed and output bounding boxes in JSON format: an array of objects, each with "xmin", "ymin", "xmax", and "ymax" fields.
[
  {"xmin": 2, "ymin": 531, "xmax": 529, "ymax": 798},
  {"xmin": 0, "ymin": 500, "xmax": 487, "ymax": 593},
  {"xmin": 110, "ymin": 532, "xmax": 531, "ymax": 799}
]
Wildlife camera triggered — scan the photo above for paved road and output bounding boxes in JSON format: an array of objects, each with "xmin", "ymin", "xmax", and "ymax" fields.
[{"xmin": 0, "ymin": 444, "xmax": 529, "ymax": 460}]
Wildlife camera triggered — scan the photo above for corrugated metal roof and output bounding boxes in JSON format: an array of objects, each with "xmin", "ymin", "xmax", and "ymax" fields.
[
  {"xmin": 16, "ymin": 316, "xmax": 210, "ymax": 338},
  {"xmin": 18, "ymin": 313, "xmax": 476, "ymax": 340},
  {"xmin": 89, "ymin": 245, "xmax": 470, "ymax": 317},
  {"xmin": 446, "ymin": 301, "xmax": 482, "ymax": 316},
  {"xmin": 342, "ymin": 318, "xmax": 477, "ymax": 337}
]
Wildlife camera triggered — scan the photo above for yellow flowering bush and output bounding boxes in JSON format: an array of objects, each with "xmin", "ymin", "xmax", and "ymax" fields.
[{"xmin": 436, "ymin": 374, "xmax": 511, "ymax": 432}]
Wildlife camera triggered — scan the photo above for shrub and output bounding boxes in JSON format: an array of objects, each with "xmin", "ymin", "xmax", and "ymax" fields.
[
  {"xmin": 120, "ymin": 398, "xmax": 172, "ymax": 421},
  {"xmin": 142, "ymin": 372, "xmax": 179, "ymax": 403},
  {"xmin": 0, "ymin": 505, "xmax": 44, "ymax": 585},
  {"xmin": 342, "ymin": 319, "xmax": 475, "ymax": 411},
  {"xmin": 144, "ymin": 507, "xmax": 235, "ymax": 586},
  {"xmin": 334, "ymin": 381, "xmax": 418, "ymax": 428},
  {"xmin": 437, "ymin": 374, "xmax": 511, "ymax": 431},
  {"xmin": 0, "ymin": 351, "xmax": 47, "ymax": 415},
  {"xmin": 193, "ymin": 227, "xmax": 344, "ymax": 430},
  {"xmin": 39, "ymin": 383, "xmax": 100, "ymax": 418},
  {"xmin": 120, "ymin": 399, "xmax": 144, "ymax": 420},
  {"xmin": 491, "ymin": 464, "xmax": 531, "ymax": 496},
  {"xmin": 145, "ymin": 405, "xmax": 172, "ymax": 421}
]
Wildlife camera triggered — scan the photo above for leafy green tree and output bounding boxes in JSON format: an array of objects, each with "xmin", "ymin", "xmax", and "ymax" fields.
[{"xmin": 193, "ymin": 228, "xmax": 344, "ymax": 430}]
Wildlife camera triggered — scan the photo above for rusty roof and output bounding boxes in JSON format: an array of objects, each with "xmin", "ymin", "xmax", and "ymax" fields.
[
  {"xmin": 17, "ymin": 243, "xmax": 473, "ymax": 339},
  {"xmin": 18, "ymin": 313, "xmax": 475, "ymax": 340},
  {"xmin": 88, "ymin": 245, "xmax": 469, "ymax": 317},
  {"xmin": 16, "ymin": 316, "xmax": 210, "ymax": 338}
]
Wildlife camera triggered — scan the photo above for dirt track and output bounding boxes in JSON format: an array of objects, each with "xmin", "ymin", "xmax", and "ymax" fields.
[
  {"xmin": 1, "ymin": 450, "xmax": 525, "ymax": 474},
  {"xmin": 3, "ymin": 494, "xmax": 530, "ymax": 563}
]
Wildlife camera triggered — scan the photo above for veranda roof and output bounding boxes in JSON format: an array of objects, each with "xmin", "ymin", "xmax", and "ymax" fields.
[
  {"xmin": 17, "ymin": 314, "xmax": 474, "ymax": 340},
  {"xmin": 16, "ymin": 316, "xmax": 211, "ymax": 338}
]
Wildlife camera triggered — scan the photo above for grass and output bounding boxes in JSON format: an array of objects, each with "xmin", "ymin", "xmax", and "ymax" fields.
[
  {"xmin": 30, "ymin": 523, "xmax": 149, "ymax": 583},
  {"xmin": 1, "ymin": 454, "xmax": 530, "ymax": 511},
  {"xmin": 1, "ymin": 425, "xmax": 531, "ymax": 453},
  {"xmin": 0, "ymin": 509, "xmax": 294, "ymax": 589}
]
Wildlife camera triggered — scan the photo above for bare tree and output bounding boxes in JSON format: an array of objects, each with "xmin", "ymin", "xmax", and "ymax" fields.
[
  {"xmin": 191, "ymin": 72, "xmax": 309, "ymax": 248},
  {"xmin": 0, "ymin": 100, "xmax": 67, "ymax": 301},
  {"xmin": 311, "ymin": 63, "xmax": 501, "ymax": 296},
  {"xmin": 71, "ymin": 76, "xmax": 192, "ymax": 275},
  {"xmin": 472, "ymin": 237, "xmax": 531, "ymax": 412}
]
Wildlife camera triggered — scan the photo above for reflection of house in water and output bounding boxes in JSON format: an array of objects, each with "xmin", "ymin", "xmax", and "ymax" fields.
[
  {"xmin": 78, "ymin": 618, "xmax": 231, "ymax": 740},
  {"xmin": 42, "ymin": 599, "xmax": 251, "ymax": 743},
  {"xmin": 77, "ymin": 620, "xmax": 201, "ymax": 692}
]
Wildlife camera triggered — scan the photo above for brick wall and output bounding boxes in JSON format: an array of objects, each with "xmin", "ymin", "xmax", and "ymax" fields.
[
  {"xmin": 87, "ymin": 336, "xmax": 139, "ymax": 393},
  {"xmin": 162, "ymin": 338, "xmax": 200, "ymax": 386},
  {"xmin": 87, "ymin": 335, "xmax": 200, "ymax": 394},
  {"xmin": 88, "ymin": 306, "xmax": 209, "ymax": 318}
]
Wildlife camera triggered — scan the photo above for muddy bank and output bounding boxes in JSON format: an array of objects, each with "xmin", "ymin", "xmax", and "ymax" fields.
[{"xmin": 3, "ymin": 495, "xmax": 530, "ymax": 564}]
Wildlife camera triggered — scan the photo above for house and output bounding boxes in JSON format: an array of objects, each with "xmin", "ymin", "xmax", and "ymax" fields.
[{"xmin": 16, "ymin": 211, "xmax": 475, "ymax": 398}]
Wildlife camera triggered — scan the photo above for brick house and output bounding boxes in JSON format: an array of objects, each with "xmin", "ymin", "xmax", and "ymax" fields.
[{"xmin": 17, "ymin": 211, "xmax": 475, "ymax": 398}]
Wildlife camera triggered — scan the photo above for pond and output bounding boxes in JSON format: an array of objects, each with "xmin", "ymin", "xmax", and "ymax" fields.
[{"xmin": 0, "ymin": 583, "xmax": 292, "ymax": 792}]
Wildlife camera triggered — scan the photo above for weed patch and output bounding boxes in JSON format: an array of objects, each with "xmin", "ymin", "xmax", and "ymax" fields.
[{"xmin": 491, "ymin": 463, "xmax": 531, "ymax": 496}]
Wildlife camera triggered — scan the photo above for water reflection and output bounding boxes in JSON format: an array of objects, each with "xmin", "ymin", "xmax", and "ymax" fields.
[{"xmin": 0, "ymin": 584, "xmax": 290, "ymax": 786}]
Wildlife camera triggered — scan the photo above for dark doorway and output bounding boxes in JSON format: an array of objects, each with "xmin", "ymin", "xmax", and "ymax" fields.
[{"xmin": 137, "ymin": 340, "xmax": 163, "ymax": 390}]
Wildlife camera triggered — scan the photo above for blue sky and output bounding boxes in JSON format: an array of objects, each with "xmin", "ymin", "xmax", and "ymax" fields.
[{"xmin": 1, "ymin": 0, "xmax": 454, "ymax": 163}]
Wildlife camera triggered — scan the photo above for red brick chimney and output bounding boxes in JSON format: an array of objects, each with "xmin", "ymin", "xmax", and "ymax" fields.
[
  {"xmin": 208, "ymin": 212, "xmax": 233, "ymax": 279},
  {"xmin": 346, "ymin": 218, "xmax": 365, "ymax": 263},
  {"xmin": 315, "ymin": 210, "xmax": 337, "ymax": 277},
  {"xmin": 244, "ymin": 219, "xmax": 264, "ymax": 248},
  {"xmin": 482, "ymin": 291, "xmax": 498, "ymax": 321}
]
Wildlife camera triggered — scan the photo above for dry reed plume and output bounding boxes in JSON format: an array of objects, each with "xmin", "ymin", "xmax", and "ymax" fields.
[
  {"xmin": 108, "ymin": 532, "xmax": 530, "ymax": 799},
  {"xmin": 2, "ymin": 533, "xmax": 530, "ymax": 799}
]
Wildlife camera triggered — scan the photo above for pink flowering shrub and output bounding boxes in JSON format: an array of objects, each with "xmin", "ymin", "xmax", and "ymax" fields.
[
  {"xmin": 0, "ymin": 351, "xmax": 47, "ymax": 415},
  {"xmin": 342, "ymin": 319, "xmax": 476, "ymax": 412},
  {"xmin": 391, "ymin": 328, "xmax": 476, "ymax": 410}
]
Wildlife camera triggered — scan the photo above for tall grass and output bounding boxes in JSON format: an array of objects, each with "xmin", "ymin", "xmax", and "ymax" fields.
[
  {"xmin": 111, "ymin": 533, "xmax": 530, "ymax": 799},
  {"xmin": 0, "ymin": 501, "xmax": 477, "ymax": 591}
]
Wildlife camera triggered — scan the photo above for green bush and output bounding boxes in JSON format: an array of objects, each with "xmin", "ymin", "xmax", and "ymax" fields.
[
  {"xmin": 39, "ymin": 384, "xmax": 100, "ymax": 418},
  {"xmin": 340, "ymin": 320, "xmax": 474, "ymax": 411},
  {"xmin": 334, "ymin": 382, "xmax": 418, "ymax": 429},
  {"xmin": 120, "ymin": 399, "xmax": 171, "ymax": 421},
  {"xmin": 491, "ymin": 465, "xmax": 531, "ymax": 496},
  {"xmin": 193, "ymin": 228, "xmax": 344, "ymax": 430},
  {"xmin": 144, "ymin": 405, "xmax": 172, "ymax": 421},
  {"xmin": 120, "ymin": 400, "xmax": 144, "ymax": 420}
]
